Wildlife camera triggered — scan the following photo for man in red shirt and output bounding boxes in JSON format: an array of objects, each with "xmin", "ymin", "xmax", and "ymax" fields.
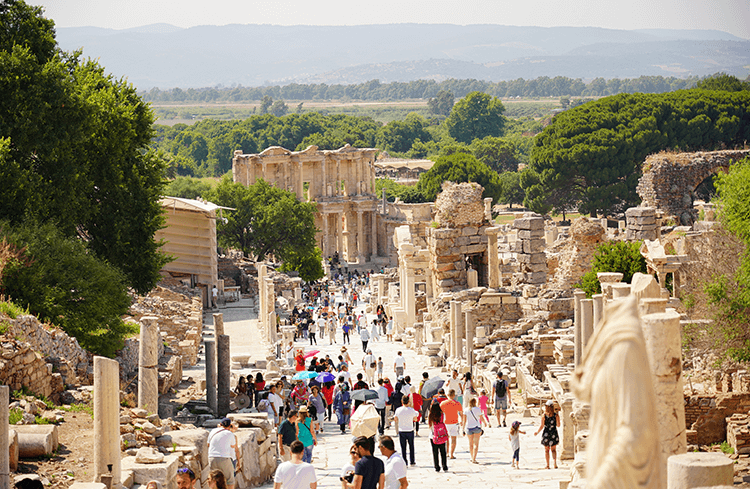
[{"xmin": 439, "ymin": 389, "xmax": 464, "ymax": 460}]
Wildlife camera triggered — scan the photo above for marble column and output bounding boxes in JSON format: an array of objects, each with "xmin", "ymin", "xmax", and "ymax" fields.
[
  {"xmin": 0, "ymin": 386, "xmax": 8, "ymax": 489},
  {"xmin": 205, "ymin": 339, "xmax": 217, "ymax": 415},
  {"xmin": 322, "ymin": 213, "xmax": 330, "ymax": 257},
  {"xmin": 357, "ymin": 211, "xmax": 365, "ymax": 263},
  {"xmin": 217, "ymin": 334, "xmax": 231, "ymax": 417},
  {"xmin": 573, "ymin": 289, "xmax": 586, "ymax": 366},
  {"xmin": 592, "ymin": 294, "xmax": 604, "ymax": 329},
  {"xmin": 371, "ymin": 211, "xmax": 378, "ymax": 258},
  {"xmin": 642, "ymin": 310, "xmax": 687, "ymax": 462},
  {"xmin": 484, "ymin": 198, "xmax": 493, "ymax": 222},
  {"xmin": 138, "ymin": 316, "xmax": 160, "ymax": 414},
  {"xmin": 268, "ymin": 312, "xmax": 277, "ymax": 343},
  {"xmin": 580, "ymin": 299, "xmax": 594, "ymax": 351},
  {"xmin": 336, "ymin": 160, "xmax": 341, "ymax": 196},
  {"xmin": 405, "ymin": 268, "xmax": 416, "ymax": 329},
  {"xmin": 322, "ymin": 158, "xmax": 328, "ymax": 196},
  {"xmin": 465, "ymin": 311, "xmax": 474, "ymax": 367},
  {"xmin": 94, "ymin": 356, "xmax": 121, "ymax": 486},
  {"xmin": 449, "ymin": 301, "xmax": 460, "ymax": 358},
  {"xmin": 337, "ymin": 212, "xmax": 343, "ymax": 256},
  {"xmin": 298, "ymin": 160, "xmax": 304, "ymax": 199},
  {"xmin": 258, "ymin": 264, "xmax": 267, "ymax": 333},
  {"xmin": 486, "ymin": 228, "xmax": 500, "ymax": 289},
  {"xmin": 213, "ymin": 312, "xmax": 224, "ymax": 337}
]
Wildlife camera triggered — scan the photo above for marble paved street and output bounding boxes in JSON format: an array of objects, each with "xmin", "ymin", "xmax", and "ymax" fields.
[{"xmin": 197, "ymin": 296, "xmax": 569, "ymax": 488}]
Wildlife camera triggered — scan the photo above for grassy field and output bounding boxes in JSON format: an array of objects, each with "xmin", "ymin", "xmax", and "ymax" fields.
[{"xmin": 151, "ymin": 97, "xmax": 563, "ymax": 126}]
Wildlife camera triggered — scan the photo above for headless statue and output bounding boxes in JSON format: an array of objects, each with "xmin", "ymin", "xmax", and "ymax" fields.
[{"xmin": 572, "ymin": 296, "xmax": 664, "ymax": 488}]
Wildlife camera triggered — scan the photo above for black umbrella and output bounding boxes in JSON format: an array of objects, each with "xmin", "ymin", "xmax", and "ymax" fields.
[
  {"xmin": 351, "ymin": 389, "xmax": 379, "ymax": 402},
  {"xmin": 420, "ymin": 377, "xmax": 445, "ymax": 399}
]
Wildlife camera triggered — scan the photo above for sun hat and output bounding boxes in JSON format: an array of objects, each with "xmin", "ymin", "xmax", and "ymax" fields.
[
  {"xmin": 220, "ymin": 417, "xmax": 232, "ymax": 427},
  {"xmin": 298, "ymin": 405, "xmax": 308, "ymax": 413},
  {"xmin": 546, "ymin": 400, "xmax": 554, "ymax": 407},
  {"xmin": 512, "ymin": 421, "xmax": 521, "ymax": 429}
]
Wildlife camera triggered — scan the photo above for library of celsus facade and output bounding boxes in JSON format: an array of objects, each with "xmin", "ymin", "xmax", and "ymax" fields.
[{"xmin": 232, "ymin": 145, "xmax": 383, "ymax": 264}]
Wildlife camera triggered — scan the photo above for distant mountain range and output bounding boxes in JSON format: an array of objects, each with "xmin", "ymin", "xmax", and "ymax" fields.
[{"xmin": 54, "ymin": 24, "xmax": 750, "ymax": 89}]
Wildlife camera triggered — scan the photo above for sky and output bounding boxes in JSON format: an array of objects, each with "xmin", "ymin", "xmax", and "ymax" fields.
[{"xmin": 38, "ymin": 0, "xmax": 750, "ymax": 39}]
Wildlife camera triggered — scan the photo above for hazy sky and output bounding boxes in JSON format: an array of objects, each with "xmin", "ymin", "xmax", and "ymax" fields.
[{"xmin": 39, "ymin": 0, "xmax": 750, "ymax": 39}]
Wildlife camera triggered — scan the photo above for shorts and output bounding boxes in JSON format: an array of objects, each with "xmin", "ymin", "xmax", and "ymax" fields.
[
  {"xmin": 467, "ymin": 426, "xmax": 482, "ymax": 435},
  {"xmin": 209, "ymin": 457, "xmax": 236, "ymax": 486},
  {"xmin": 395, "ymin": 367, "xmax": 404, "ymax": 377},
  {"xmin": 495, "ymin": 397, "xmax": 508, "ymax": 410},
  {"xmin": 513, "ymin": 448, "xmax": 520, "ymax": 461},
  {"xmin": 446, "ymin": 423, "xmax": 460, "ymax": 437}
]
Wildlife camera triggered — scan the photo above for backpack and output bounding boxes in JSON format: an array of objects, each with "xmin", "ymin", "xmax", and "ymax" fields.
[
  {"xmin": 495, "ymin": 379, "xmax": 507, "ymax": 398},
  {"xmin": 389, "ymin": 387, "xmax": 403, "ymax": 408},
  {"xmin": 340, "ymin": 390, "xmax": 351, "ymax": 414},
  {"xmin": 432, "ymin": 422, "xmax": 449, "ymax": 445}
]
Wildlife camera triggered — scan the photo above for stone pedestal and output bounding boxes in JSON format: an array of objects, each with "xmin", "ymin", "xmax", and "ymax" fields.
[
  {"xmin": 642, "ymin": 310, "xmax": 687, "ymax": 462},
  {"xmin": 611, "ymin": 283, "xmax": 632, "ymax": 299},
  {"xmin": 138, "ymin": 317, "xmax": 159, "ymax": 414},
  {"xmin": 217, "ymin": 335, "xmax": 231, "ymax": 416},
  {"xmin": 449, "ymin": 301, "xmax": 461, "ymax": 359},
  {"xmin": 205, "ymin": 340, "xmax": 217, "ymax": 415},
  {"xmin": 667, "ymin": 453, "xmax": 733, "ymax": 489},
  {"xmin": 486, "ymin": 227, "xmax": 501, "ymax": 289},
  {"xmin": 597, "ymin": 272, "xmax": 623, "ymax": 300},
  {"xmin": 467, "ymin": 268, "xmax": 478, "ymax": 288},
  {"xmin": 639, "ymin": 298, "xmax": 668, "ymax": 316},
  {"xmin": 268, "ymin": 312, "xmax": 277, "ymax": 343},
  {"xmin": 94, "ymin": 356, "xmax": 121, "ymax": 486},
  {"xmin": 573, "ymin": 290, "xmax": 586, "ymax": 366},
  {"xmin": 0, "ymin": 386, "xmax": 8, "ymax": 489},
  {"xmin": 213, "ymin": 313, "xmax": 224, "ymax": 336}
]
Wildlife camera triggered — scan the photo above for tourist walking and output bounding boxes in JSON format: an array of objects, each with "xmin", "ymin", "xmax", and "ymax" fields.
[
  {"xmin": 328, "ymin": 317, "xmax": 337, "ymax": 344},
  {"xmin": 478, "ymin": 390, "xmax": 490, "ymax": 426},
  {"xmin": 350, "ymin": 436, "xmax": 385, "ymax": 489},
  {"xmin": 360, "ymin": 326, "xmax": 370, "ymax": 352},
  {"xmin": 386, "ymin": 316, "xmax": 394, "ymax": 341},
  {"xmin": 445, "ymin": 370, "xmax": 462, "ymax": 407},
  {"xmin": 273, "ymin": 441, "xmax": 317, "ymax": 489},
  {"xmin": 462, "ymin": 372, "xmax": 477, "ymax": 408},
  {"xmin": 377, "ymin": 357, "xmax": 384, "ymax": 380},
  {"xmin": 379, "ymin": 436, "xmax": 408, "ymax": 489},
  {"xmin": 462, "ymin": 398, "xmax": 485, "ymax": 464},
  {"xmin": 309, "ymin": 386, "xmax": 327, "ymax": 433},
  {"xmin": 509, "ymin": 421, "xmax": 526, "ymax": 469},
  {"xmin": 277, "ymin": 410, "xmax": 299, "ymax": 462},
  {"xmin": 370, "ymin": 319, "xmax": 380, "ymax": 342},
  {"xmin": 363, "ymin": 349, "xmax": 377, "ymax": 386},
  {"xmin": 393, "ymin": 352, "xmax": 406, "ymax": 378},
  {"xmin": 394, "ymin": 395, "xmax": 418, "ymax": 466},
  {"xmin": 427, "ymin": 403, "xmax": 449, "ymax": 472},
  {"xmin": 492, "ymin": 371, "xmax": 511, "ymax": 427},
  {"xmin": 375, "ymin": 378, "xmax": 388, "ymax": 435},
  {"xmin": 439, "ymin": 390, "xmax": 463, "ymax": 460},
  {"xmin": 342, "ymin": 315, "xmax": 352, "ymax": 344},
  {"xmin": 340, "ymin": 444, "xmax": 360, "ymax": 489},
  {"xmin": 207, "ymin": 418, "xmax": 237, "ymax": 489},
  {"xmin": 176, "ymin": 467, "xmax": 197, "ymax": 489},
  {"xmin": 296, "ymin": 406, "xmax": 317, "ymax": 463},
  {"xmin": 334, "ymin": 383, "xmax": 352, "ymax": 434},
  {"xmin": 534, "ymin": 400, "xmax": 560, "ymax": 469}
]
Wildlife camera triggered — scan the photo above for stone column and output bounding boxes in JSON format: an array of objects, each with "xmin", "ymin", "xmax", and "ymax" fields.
[
  {"xmin": 371, "ymin": 211, "xmax": 378, "ymax": 258},
  {"xmin": 217, "ymin": 334, "xmax": 231, "ymax": 417},
  {"xmin": 580, "ymin": 299, "xmax": 594, "ymax": 352},
  {"xmin": 322, "ymin": 213, "xmax": 329, "ymax": 257},
  {"xmin": 404, "ymin": 268, "xmax": 416, "ymax": 330},
  {"xmin": 449, "ymin": 301, "xmax": 460, "ymax": 359},
  {"xmin": 641, "ymin": 310, "xmax": 687, "ymax": 462},
  {"xmin": 486, "ymin": 227, "xmax": 500, "ymax": 289},
  {"xmin": 268, "ymin": 312, "xmax": 278, "ymax": 343},
  {"xmin": 138, "ymin": 316, "xmax": 159, "ymax": 414},
  {"xmin": 205, "ymin": 339, "xmax": 217, "ymax": 415},
  {"xmin": 484, "ymin": 197, "xmax": 492, "ymax": 222},
  {"xmin": 357, "ymin": 210, "xmax": 365, "ymax": 263},
  {"xmin": 573, "ymin": 289, "xmax": 586, "ymax": 366},
  {"xmin": 0, "ymin": 386, "xmax": 8, "ymax": 489},
  {"xmin": 465, "ymin": 311, "xmax": 474, "ymax": 367},
  {"xmin": 611, "ymin": 283, "xmax": 632, "ymax": 299},
  {"xmin": 336, "ymin": 160, "xmax": 341, "ymax": 196},
  {"xmin": 258, "ymin": 264, "xmax": 267, "ymax": 333},
  {"xmin": 298, "ymin": 160, "xmax": 304, "ymax": 199},
  {"xmin": 337, "ymin": 212, "xmax": 343, "ymax": 255},
  {"xmin": 592, "ymin": 294, "xmax": 604, "ymax": 329},
  {"xmin": 94, "ymin": 356, "xmax": 121, "ymax": 486},
  {"xmin": 322, "ymin": 158, "xmax": 327, "ymax": 196},
  {"xmin": 213, "ymin": 312, "xmax": 224, "ymax": 337}
]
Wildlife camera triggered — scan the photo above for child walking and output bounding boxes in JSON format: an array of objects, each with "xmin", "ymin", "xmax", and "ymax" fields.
[
  {"xmin": 478, "ymin": 390, "xmax": 490, "ymax": 426},
  {"xmin": 509, "ymin": 421, "xmax": 525, "ymax": 469},
  {"xmin": 377, "ymin": 357, "xmax": 384, "ymax": 380}
]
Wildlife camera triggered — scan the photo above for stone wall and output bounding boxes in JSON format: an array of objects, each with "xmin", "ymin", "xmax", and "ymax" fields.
[
  {"xmin": 689, "ymin": 392, "xmax": 750, "ymax": 445},
  {"xmin": 4, "ymin": 314, "xmax": 89, "ymax": 386},
  {"xmin": 636, "ymin": 149, "xmax": 750, "ymax": 225},
  {"xmin": 128, "ymin": 285, "xmax": 203, "ymax": 367},
  {"xmin": 0, "ymin": 335, "xmax": 64, "ymax": 401},
  {"xmin": 546, "ymin": 218, "xmax": 606, "ymax": 291}
]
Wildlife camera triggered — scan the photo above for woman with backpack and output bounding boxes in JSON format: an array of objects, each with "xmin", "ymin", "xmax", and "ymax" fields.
[
  {"xmin": 428, "ymin": 403, "xmax": 449, "ymax": 472},
  {"xmin": 334, "ymin": 383, "xmax": 352, "ymax": 434}
]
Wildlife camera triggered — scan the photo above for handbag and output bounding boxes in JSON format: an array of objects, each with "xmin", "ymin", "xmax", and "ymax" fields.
[{"xmin": 470, "ymin": 409, "xmax": 484, "ymax": 436}]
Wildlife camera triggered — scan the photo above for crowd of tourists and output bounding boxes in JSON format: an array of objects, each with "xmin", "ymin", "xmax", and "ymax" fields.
[{"xmin": 172, "ymin": 267, "xmax": 561, "ymax": 488}]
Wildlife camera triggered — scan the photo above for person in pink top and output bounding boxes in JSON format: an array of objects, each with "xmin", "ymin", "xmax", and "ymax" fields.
[{"xmin": 478, "ymin": 390, "xmax": 491, "ymax": 426}]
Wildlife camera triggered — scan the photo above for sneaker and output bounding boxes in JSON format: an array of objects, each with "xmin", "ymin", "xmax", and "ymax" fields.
[{"xmin": 503, "ymin": 421, "xmax": 507, "ymax": 427}]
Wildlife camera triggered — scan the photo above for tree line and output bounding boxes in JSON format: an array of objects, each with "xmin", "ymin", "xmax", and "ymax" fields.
[{"xmin": 139, "ymin": 75, "xmax": 706, "ymax": 103}]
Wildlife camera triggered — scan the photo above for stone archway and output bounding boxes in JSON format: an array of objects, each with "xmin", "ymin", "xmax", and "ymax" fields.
[{"xmin": 636, "ymin": 149, "xmax": 750, "ymax": 225}]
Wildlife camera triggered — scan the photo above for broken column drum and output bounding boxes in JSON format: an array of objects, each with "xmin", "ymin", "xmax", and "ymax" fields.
[
  {"xmin": 138, "ymin": 316, "xmax": 160, "ymax": 414},
  {"xmin": 205, "ymin": 339, "xmax": 218, "ymax": 415},
  {"xmin": 217, "ymin": 334, "xmax": 231, "ymax": 417},
  {"xmin": 513, "ymin": 215, "xmax": 547, "ymax": 285}
]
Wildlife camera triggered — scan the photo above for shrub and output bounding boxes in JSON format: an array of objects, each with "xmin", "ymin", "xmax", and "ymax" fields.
[
  {"xmin": 577, "ymin": 241, "xmax": 647, "ymax": 297},
  {"xmin": 0, "ymin": 220, "xmax": 137, "ymax": 357}
]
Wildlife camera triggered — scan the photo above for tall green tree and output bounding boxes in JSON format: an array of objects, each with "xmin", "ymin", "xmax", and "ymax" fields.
[
  {"xmin": 417, "ymin": 152, "xmax": 502, "ymax": 203},
  {"xmin": 471, "ymin": 136, "xmax": 519, "ymax": 173},
  {"xmin": 695, "ymin": 72, "xmax": 750, "ymax": 92},
  {"xmin": 375, "ymin": 113, "xmax": 431, "ymax": 153},
  {"xmin": 524, "ymin": 90, "xmax": 750, "ymax": 216},
  {"xmin": 205, "ymin": 177, "xmax": 322, "ymax": 279},
  {"xmin": 427, "ymin": 90, "xmax": 454, "ymax": 116},
  {"xmin": 0, "ymin": 0, "xmax": 168, "ymax": 293},
  {"xmin": 444, "ymin": 91, "xmax": 506, "ymax": 144}
]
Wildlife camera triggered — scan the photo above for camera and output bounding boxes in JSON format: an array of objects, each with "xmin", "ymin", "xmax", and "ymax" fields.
[{"xmin": 340, "ymin": 472, "xmax": 354, "ymax": 483}]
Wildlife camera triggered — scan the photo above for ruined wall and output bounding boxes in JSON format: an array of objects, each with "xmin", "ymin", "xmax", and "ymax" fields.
[
  {"xmin": 0, "ymin": 335, "xmax": 65, "ymax": 400},
  {"xmin": 636, "ymin": 149, "xmax": 750, "ymax": 225},
  {"xmin": 688, "ymin": 392, "xmax": 750, "ymax": 445},
  {"xmin": 546, "ymin": 218, "xmax": 606, "ymax": 291}
]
